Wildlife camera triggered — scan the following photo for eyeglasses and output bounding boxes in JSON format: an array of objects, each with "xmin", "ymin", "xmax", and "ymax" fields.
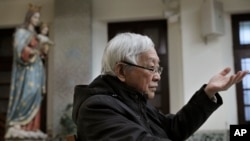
[{"xmin": 121, "ymin": 61, "xmax": 163, "ymax": 75}]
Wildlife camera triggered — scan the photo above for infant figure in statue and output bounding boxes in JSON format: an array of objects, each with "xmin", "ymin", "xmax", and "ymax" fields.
[{"xmin": 37, "ymin": 22, "xmax": 54, "ymax": 58}]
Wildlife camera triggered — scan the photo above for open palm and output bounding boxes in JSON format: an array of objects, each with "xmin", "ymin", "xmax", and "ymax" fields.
[{"xmin": 205, "ymin": 67, "xmax": 248, "ymax": 97}]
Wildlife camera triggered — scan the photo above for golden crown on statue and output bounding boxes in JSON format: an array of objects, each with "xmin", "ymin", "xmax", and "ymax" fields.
[{"xmin": 28, "ymin": 3, "xmax": 42, "ymax": 12}]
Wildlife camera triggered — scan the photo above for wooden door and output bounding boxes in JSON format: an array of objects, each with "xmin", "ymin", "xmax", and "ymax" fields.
[{"xmin": 0, "ymin": 28, "xmax": 14, "ymax": 141}]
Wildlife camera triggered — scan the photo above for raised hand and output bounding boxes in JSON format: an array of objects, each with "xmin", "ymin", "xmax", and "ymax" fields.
[{"xmin": 204, "ymin": 67, "xmax": 249, "ymax": 98}]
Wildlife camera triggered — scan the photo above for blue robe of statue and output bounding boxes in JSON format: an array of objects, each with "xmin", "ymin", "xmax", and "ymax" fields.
[{"xmin": 6, "ymin": 27, "xmax": 45, "ymax": 126}]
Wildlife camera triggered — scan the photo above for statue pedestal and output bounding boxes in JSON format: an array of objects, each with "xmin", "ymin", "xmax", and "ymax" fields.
[{"xmin": 4, "ymin": 127, "xmax": 48, "ymax": 141}]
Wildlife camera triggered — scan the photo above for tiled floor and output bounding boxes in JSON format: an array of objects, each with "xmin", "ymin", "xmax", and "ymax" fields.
[
  {"xmin": 6, "ymin": 140, "xmax": 47, "ymax": 141},
  {"xmin": 5, "ymin": 138, "xmax": 52, "ymax": 141},
  {"xmin": 186, "ymin": 130, "xmax": 229, "ymax": 141}
]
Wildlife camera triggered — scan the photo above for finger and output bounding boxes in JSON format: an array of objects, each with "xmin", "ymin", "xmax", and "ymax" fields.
[
  {"xmin": 226, "ymin": 74, "xmax": 236, "ymax": 88},
  {"xmin": 235, "ymin": 70, "xmax": 249, "ymax": 83},
  {"xmin": 221, "ymin": 75, "xmax": 234, "ymax": 90},
  {"xmin": 233, "ymin": 71, "xmax": 242, "ymax": 82},
  {"xmin": 234, "ymin": 71, "xmax": 244, "ymax": 83},
  {"xmin": 220, "ymin": 67, "xmax": 231, "ymax": 76}
]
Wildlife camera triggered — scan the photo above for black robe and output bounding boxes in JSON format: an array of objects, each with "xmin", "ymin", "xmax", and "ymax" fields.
[{"xmin": 72, "ymin": 75, "xmax": 222, "ymax": 141}]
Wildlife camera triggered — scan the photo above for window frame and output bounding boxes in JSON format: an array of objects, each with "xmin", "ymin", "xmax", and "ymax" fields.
[{"xmin": 231, "ymin": 13, "xmax": 250, "ymax": 124}]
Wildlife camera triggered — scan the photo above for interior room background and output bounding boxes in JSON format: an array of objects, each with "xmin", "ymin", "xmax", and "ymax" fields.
[{"xmin": 0, "ymin": 0, "xmax": 249, "ymax": 139}]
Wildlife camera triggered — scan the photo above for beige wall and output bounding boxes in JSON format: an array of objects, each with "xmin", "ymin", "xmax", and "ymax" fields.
[
  {"xmin": 0, "ymin": 0, "xmax": 54, "ymax": 28},
  {"xmin": 51, "ymin": 0, "xmax": 92, "ymax": 135},
  {"xmin": 180, "ymin": 0, "xmax": 250, "ymax": 130}
]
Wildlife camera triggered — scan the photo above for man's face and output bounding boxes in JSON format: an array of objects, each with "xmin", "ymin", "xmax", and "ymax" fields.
[{"xmin": 123, "ymin": 48, "xmax": 161, "ymax": 99}]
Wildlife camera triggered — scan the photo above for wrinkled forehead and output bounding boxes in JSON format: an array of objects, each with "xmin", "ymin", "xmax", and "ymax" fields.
[{"xmin": 138, "ymin": 48, "xmax": 160, "ymax": 64}]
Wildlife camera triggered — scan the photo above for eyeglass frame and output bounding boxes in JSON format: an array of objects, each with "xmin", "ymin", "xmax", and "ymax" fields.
[{"xmin": 121, "ymin": 61, "xmax": 163, "ymax": 75}]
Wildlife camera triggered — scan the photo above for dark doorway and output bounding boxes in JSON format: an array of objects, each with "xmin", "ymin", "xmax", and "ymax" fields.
[
  {"xmin": 0, "ymin": 28, "xmax": 14, "ymax": 141},
  {"xmin": 108, "ymin": 19, "xmax": 169, "ymax": 114}
]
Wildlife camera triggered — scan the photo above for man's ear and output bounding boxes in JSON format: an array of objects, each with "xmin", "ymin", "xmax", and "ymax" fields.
[{"xmin": 114, "ymin": 63, "xmax": 126, "ymax": 82}]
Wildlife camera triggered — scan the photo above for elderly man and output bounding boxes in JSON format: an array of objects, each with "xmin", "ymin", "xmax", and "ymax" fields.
[{"xmin": 72, "ymin": 32, "xmax": 248, "ymax": 141}]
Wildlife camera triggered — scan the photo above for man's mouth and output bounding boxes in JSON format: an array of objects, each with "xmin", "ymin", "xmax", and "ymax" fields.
[{"xmin": 149, "ymin": 86, "xmax": 157, "ymax": 91}]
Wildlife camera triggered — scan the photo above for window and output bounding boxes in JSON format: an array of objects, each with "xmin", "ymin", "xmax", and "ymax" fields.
[
  {"xmin": 232, "ymin": 13, "xmax": 250, "ymax": 124},
  {"xmin": 241, "ymin": 58, "xmax": 250, "ymax": 121},
  {"xmin": 239, "ymin": 21, "xmax": 250, "ymax": 45}
]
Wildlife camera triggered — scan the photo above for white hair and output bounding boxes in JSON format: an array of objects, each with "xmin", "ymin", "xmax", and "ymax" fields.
[{"xmin": 101, "ymin": 32, "xmax": 154, "ymax": 76}]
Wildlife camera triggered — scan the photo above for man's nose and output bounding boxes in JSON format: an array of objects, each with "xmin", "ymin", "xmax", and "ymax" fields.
[{"xmin": 153, "ymin": 73, "xmax": 161, "ymax": 81}]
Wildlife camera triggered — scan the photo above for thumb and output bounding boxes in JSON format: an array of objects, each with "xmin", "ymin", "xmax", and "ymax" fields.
[{"xmin": 220, "ymin": 67, "xmax": 231, "ymax": 76}]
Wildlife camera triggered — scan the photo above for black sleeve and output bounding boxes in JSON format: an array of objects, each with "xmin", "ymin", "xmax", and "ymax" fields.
[
  {"xmin": 76, "ymin": 95, "xmax": 171, "ymax": 141},
  {"xmin": 159, "ymin": 84, "xmax": 222, "ymax": 141}
]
